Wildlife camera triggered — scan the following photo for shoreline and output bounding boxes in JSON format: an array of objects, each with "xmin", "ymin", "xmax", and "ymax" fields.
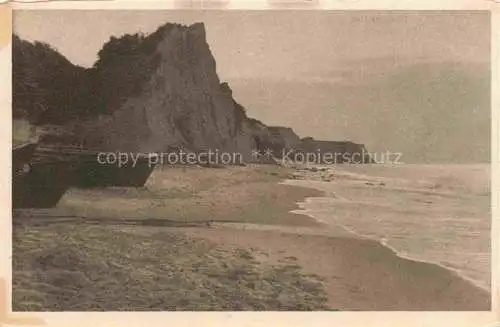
[
  {"xmin": 188, "ymin": 225, "xmax": 491, "ymax": 311},
  {"xmin": 280, "ymin": 176, "xmax": 492, "ymax": 296}
]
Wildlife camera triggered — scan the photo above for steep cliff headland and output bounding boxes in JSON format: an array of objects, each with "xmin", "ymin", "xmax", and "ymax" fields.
[{"xmin": 13, "ymin": 22, "xmax": 369, "ymax": 163}]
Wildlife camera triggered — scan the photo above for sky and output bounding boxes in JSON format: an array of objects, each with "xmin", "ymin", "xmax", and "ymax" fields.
[{"xmin": 13, "ymin": 10, "xmax": 491, "ymax": 163}]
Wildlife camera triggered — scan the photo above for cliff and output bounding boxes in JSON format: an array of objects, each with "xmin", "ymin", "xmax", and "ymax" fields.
[
  {"xmin": 297, "ymin": 138, "xmax": 374, "ymax": 164},
  {"xmin": 13, "ymin": 24, "xmax": 275, "ymax": 160},
  {"xmin": 13, "ymin": 22, "xmax": 370, "ymax": 164},
  {"xmin": 87, "ymin": 24, "xmax": 241, "ymax": 154}
]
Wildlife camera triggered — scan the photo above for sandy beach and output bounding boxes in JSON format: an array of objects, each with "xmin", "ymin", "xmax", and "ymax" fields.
[{"xmin": 12, "ymin": 164, "xmax": 491, "ymax": 311}]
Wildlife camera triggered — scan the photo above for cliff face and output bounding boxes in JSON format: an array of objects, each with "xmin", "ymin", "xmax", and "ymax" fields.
[
  {"xmin": 13, "ymin": 24, "xmax": 262, "ymax": 158},
  {"xmin": 13, "ymin": 22, "xmax": 369, "ymax": 164},
  {"xmin": 250, "ymin": 124, "xmax": 301, "ymax": 159},
  {"xmin": 101, "ymin": 23, "xmax": 253, "ymax": 154},
  {"xmin": 297, "ymin": 138, "xmax": 374, "ymax": 164}
]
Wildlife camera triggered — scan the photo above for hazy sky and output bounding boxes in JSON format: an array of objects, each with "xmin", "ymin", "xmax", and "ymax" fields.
[{"xmin": 14, "ymin": 10, "xmax": 491, "ymax": 163}]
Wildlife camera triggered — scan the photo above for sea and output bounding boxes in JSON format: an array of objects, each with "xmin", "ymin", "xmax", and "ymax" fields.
[{"xmin": 283, "ymin": 163, "xmax": 492, "ymax": 292}]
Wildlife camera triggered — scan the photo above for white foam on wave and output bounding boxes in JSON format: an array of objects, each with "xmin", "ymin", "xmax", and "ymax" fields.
[
  {"xmin": 292, "ymin": 196, "xmax": 491, "ymax": 292},
  {"xmin": 282, "ymin": 164, "xmax": 492, "ymax": 293}
]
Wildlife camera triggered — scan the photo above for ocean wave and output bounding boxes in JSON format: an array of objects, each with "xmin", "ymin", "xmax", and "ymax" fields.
[{"xmin": 283, "ymin": 164, "xmax": 491, "ymax": 293}]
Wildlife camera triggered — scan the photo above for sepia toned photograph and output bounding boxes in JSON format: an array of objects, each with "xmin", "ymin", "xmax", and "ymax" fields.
[{"xmin": 11, "ymin": 9, "xmax": 491, "ymax": 311}]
